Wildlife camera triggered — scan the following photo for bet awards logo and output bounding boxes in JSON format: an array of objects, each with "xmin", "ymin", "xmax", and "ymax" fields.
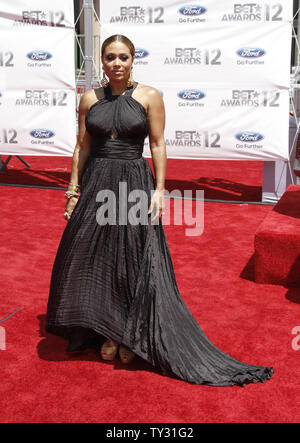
[
  {"xmin": 15, "ymin": 90, "xmax": 68, "ymax": 107},
  {"xmin": 13, "ymin": 10, "xmax": 66, "ymax": 27},
  {"xmin": 222, "ymin": 3, "xmax": 283, "ymax": 22},
  {"xmin": 109, "ymin": 6, "xmax": 164, "ymax": 24},
  {"xmin": 166, "ymin": 130, "xmax": 221, "ymax": 148},
  {"xmin": 164, "ymin": 48, "xmax": 221, "ymax": 65},
  {"xmin": 220, "ymin": 90, "xmax": 280, "ymax": 107}
]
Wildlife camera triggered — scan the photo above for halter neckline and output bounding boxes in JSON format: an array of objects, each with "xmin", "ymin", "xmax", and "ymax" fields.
[{"xmin": 105, "ymin": 82, "xmax": 138, "ymax": 98}]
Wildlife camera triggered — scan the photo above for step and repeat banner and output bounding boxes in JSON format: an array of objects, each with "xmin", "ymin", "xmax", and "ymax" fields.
[
  {"xmin": 100, "ymin": 0, "xmax": 293, "ymax": 160},
  {"xmin": 0, "ymin": 0, "xmax": 76, "ymax": 156}
]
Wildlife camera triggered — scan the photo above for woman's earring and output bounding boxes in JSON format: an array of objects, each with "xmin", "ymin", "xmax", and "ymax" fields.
[
  {"xmin": 101, "ymin": 71, "xmax": 109, "ymax": 88},
  {"xmin": 127, "ymin": 69, "xmax": 134, "ymax": 87}
]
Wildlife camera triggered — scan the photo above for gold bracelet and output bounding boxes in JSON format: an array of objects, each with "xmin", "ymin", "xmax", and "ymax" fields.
[
  {"xmin": 67, "ymin": 183, "xmax": 80, "ymax": 193},
  {"xmin": 64, "ymin": 191, "xmax": 79, "ymax": 199}
]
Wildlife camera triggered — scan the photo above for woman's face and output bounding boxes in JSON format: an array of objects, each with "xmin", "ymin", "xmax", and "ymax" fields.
[{"xmin": 102, "ymin": 41, "xmax": 133, "ymax": 82}]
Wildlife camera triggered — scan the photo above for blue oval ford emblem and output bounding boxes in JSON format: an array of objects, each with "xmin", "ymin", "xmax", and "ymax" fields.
[
  {"xmin": 135, "ymin": 49, "xmax": 149, "ymax": 59},
  {"xmin": 235, "ymin": 132, "xmax": 264, "ymax": 142},
  {"xmin": 27, "ymin": 51, "xmax": 52, "ymax": 61},
  {"xmin": 30, "ymin": 129, "xmax": 55, "ymax": 139},
  {"xmin": 178, "ymin": 90, "xmax": 205, "ymax": 100},
  {"xmin": 236, "ymin": 48, "xmax": 266, "ymax": 58},
  {"xmin": 179, "ymin": 5, "xmax": 207, "ymax": 15}
]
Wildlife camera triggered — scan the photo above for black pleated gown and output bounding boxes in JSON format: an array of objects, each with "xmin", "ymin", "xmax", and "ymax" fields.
[{"xmin": 46, "ymin": 82, "xmax": 274, "ymax": 387}]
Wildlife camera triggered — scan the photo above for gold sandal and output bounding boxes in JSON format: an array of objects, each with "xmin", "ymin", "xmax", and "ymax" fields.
[
  {"xmin": 119, "ymin": 344, "xmax": 135, "ymax": 364},
  {"xmin": 100, "ymin": 339, "xmax": 118, "ymax": 361}
]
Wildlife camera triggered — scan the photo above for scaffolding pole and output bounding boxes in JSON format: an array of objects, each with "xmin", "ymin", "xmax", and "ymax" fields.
[{"xmin": 83, "ymin": 0, "xmax": 94, "ymax": 91}]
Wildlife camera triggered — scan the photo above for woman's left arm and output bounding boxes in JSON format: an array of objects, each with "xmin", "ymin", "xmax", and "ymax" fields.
[{"xmin": 146, "ymin": 88, "xmax": 167, "ymax": 221}]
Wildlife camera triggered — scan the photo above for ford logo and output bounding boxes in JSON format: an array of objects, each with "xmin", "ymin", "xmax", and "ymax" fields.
[
  {"xmin": 236, "ymin": 47, "xmax": 266, "ymax": 58},
  {"xmin": 27, "ymin": 51, "xmax": 52, "ymax": 61},
  {"xmin": 30, "ymin": 129, "xmax": 55, "ymax": 139},
  {"xmin": 135, "ymin": 49, "xmax": 149, "ymax": 59},
  {"xmin": 235, "ymin": 132, "xmax": 264, "ymax": 142},
  {"xmin": 179, "ymin": 5, "xmax": 207, "ymax": 15},
  {"xmin": 178, "ymin": 89, "xmax": 205, "ymax": 100}
]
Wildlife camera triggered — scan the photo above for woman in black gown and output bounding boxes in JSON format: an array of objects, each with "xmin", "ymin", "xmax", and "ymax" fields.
[{"xmin": 46, "ymin": 34, "xmax": 274, "ymax": 387}]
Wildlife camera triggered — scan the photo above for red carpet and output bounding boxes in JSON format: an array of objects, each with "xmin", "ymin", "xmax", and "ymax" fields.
[
  {"xmin": 1, "ymin": 177, "xmax": 300, "ymax": 423},
  {"xmin": 0, "ymin": 155, "xmax": 263, "ymax": 202}
]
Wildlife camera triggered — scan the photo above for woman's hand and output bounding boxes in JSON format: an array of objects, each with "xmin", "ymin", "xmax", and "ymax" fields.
[
  {"xmin": 148, "ymin": 189, "xmax": 165, "ymax": 222},
  {"xmin": 64, "ymin": 197, "xmax": 78, "ymax": 221}
]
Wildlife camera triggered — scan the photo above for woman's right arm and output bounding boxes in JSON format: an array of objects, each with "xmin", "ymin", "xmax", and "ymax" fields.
[{"xmin": 64, "ymin": 92, "xmax": 92, "ymax": 220}]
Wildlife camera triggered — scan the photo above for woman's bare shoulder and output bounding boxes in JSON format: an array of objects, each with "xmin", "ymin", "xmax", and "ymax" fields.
[
  {"xmin": 135, "ymin": 84, "xmax": 163, "ymax": 109},
  {"xmin": 137, "ymin": 83, "xmax": 162, "ymax": 97},
  {"xmin": 84, "ymin": 87, "xmax": 105, "ymax": 99},
  {"xmin": 79, "ymin": 87, "xmax": 105, "ymax": 112},
  {"xmin": 80, "ymin": 88, "xmax": 104, "ymax": 108}
]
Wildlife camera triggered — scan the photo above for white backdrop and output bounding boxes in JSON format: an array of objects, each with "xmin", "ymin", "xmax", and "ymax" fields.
[
  {"xmin": 100, "ymin": 0, "xmax": 293, "ymax": 160},
  {"xmin": 0, "ymin": 0, "xmax": 76, "ymax": 156}
]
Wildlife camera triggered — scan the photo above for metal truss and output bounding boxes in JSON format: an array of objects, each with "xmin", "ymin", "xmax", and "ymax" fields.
[
  {"xmin": 74, "ymin": 0, "xmax": 101, "ymax": 132},
  {"xmin": 289, "ymin": 4, "xmax": 300, "ymax": 185}
]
